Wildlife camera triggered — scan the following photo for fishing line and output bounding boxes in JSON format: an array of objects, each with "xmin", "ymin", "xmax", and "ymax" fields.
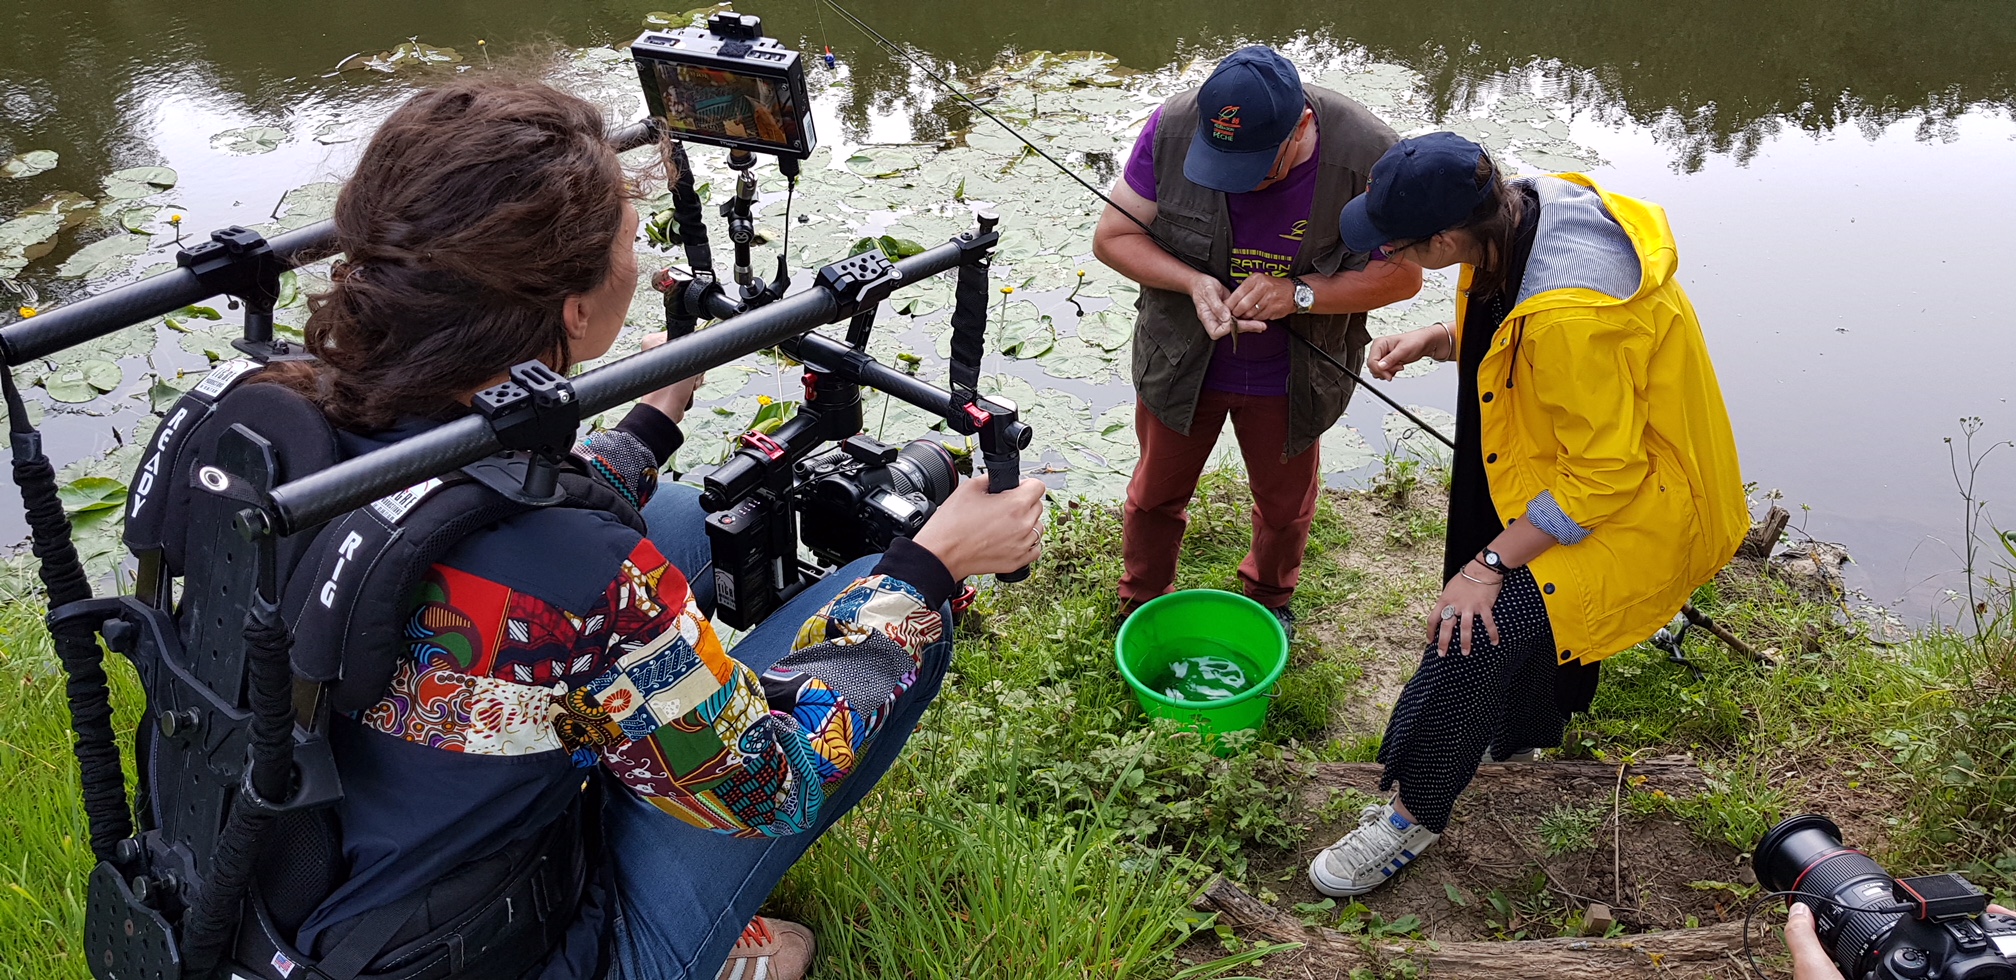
[{"xmin": 815, "ymin": 0, "xmax": 1457, "ymax": 451}]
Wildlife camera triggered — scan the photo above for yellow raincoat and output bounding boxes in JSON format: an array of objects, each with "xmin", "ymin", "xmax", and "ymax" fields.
[{"xmin": 1454, "ymin": 174, "xmax": 1745, "ymax": 665}]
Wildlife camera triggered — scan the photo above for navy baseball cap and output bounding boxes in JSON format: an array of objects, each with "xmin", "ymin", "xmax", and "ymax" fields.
[
  {"xmin": 1338, "ymin": 132, "xmax": 1493, "ymax": 252},
  {"xmin": 1184, "ymin": 46, "xmax": 1306, "ymax": 193}
]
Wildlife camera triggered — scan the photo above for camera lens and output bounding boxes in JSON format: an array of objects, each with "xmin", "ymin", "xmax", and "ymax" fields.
[
  {"xmin": 886, "ymin": 440, "xmax": 957, "ymax": 505},
  {"xmin": 1755, "ymin": 815, "xmax": 1903, "ymax": 976}
]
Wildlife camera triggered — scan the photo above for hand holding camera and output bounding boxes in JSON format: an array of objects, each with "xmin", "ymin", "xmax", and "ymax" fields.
[{"xmin": 1758, "ymin": 815, "xmax": 2016, "ymax": 980}]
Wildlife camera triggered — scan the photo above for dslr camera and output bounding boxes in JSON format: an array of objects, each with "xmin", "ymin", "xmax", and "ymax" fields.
[{"xmin": 1757, "ymin": 815, "xmax": 2016, "ymax": 979}]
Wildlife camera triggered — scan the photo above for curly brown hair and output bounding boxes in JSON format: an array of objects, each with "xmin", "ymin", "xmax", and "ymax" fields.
[{"xmin": 265, "ymin": 78, "xmax": 629, "ymax": 431}]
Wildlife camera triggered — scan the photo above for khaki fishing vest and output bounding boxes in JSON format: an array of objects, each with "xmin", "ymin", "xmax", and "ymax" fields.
[{"xmin": 1130, "ymin": 85, "xmax": 1397, "ymax": 458}]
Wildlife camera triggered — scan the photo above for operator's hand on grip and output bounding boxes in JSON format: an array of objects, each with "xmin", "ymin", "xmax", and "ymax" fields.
[
  {"xmin": 1784, "ymin": 903, "xmax": 1847, "ymax": 980},
  {"xmin": 911, "ymin": 477, "xmax": 1047, "ymax": 580},
  {"xmin": 1368, "ymin": 325, "xmax": 1448, "ymax": 381},
  {"xmin": 635, "ymin": 332, "xmax": 705, "ymax": 424},
  {"xmin": 1225, "ymin": 272, "xmax": 1296, "ymax": 323},
  {"xmin": 1189, "ymin": 274, "xmax": 1268, "ymax": 341}
]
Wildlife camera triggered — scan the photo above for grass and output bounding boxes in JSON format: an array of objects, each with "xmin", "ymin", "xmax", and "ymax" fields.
[
  {"xmin": 4, "ymin": 463, "xmax": 2016, "ymax": 975},
  {"xmin": 0, "ymin": 584, "xmax": 143, "ymax": 980}
]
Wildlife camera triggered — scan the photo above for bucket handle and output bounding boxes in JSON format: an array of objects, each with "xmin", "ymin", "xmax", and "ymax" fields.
[{"xmin": 1263, "ymin": 682, "xmax": 1282, "ymax": 700}]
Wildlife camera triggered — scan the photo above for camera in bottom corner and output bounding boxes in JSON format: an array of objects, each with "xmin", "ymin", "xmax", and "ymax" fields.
[{"xmin": 1756, "ymin": 814, "xmax": 2016, "ymax": 979}]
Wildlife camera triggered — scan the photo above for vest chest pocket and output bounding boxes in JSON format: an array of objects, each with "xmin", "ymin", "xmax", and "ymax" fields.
[{"xmin": 1151, "ymin": 199, "xmax": 1218, "ymax": 266}]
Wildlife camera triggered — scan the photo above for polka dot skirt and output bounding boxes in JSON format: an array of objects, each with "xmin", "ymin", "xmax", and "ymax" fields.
[{"xmin": 1375, "ymin": 568, "xmax": 1566, "ymax": 834}]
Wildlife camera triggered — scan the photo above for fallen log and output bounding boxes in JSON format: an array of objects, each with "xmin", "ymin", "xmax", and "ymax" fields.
[
  {"xmin": 1298, "ymin": 757, "xmax": 1705, "ymax": 809},
  {"xmin": 1193, "ymin": 876, "xmax": 1759, "ymax": 979}
]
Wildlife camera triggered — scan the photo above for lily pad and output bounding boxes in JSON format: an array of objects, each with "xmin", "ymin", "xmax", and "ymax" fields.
[
  {"xmin": 118, "ymin": 207, "xmax": 159, "ymax": 234},
  {"xmin": 58, "ymin": 476, "xmax": 129, "ymax": 515},
  {"xmin": 1075, "ymin": 307, "xmax": 1132, "ymax": 351},
  {"xmin": 312, "ymin": 121, "xmax": 357, "ymax": 145},
  {"xmin": 1381, "ymin": 406, "xmax": 1457, "ymax": 468},
  {"xmin": 274, "ymin": 182, "xmax": 344, "ymax": 231},
  {"xmin": 3, "ymin": 150, "xmax": 58, "ymax": 179},
  {"xmin": 211, "ymin": 125, "xmax": 288, "ymax": 155},
  {"xmin": 0, "ymin": 211, "xmax": 67, "ymax": 253},
  {"xmin": 102, "ymin": 166, "xmax": 178, "ymax": 200},
  {"xmin": 145, "ymin": 376, "xmax": 197, "ymax": 413},
  {"xmin": 42, "ymin": 359, "xmax": 124, "ymax": 402},
  {"xmin": 55, "ymin": 233, "xmax": 148, "ymax": 279}
]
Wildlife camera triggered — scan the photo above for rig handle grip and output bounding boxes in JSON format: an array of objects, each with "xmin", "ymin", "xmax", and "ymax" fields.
[{"xmin": 984, "ymin": 453, "xmax": 1031, "ymax": 584}]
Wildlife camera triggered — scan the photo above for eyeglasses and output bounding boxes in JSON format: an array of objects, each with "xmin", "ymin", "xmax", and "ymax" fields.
[
  {"xmin": 1260, "ymin": 108, "xmax": 1314, "ymax": 184},
  {"xmin": 1377, "ymin": 235, "xmax": 1438, "ymax": 261}
]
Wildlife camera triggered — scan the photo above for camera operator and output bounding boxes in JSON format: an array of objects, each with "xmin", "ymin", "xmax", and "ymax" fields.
[
  {"xmin": 1787, "ymin": 902, "xmax": 2016, "ymax": 978},
  {"xmin": 255, "ymin": 79, "xmax": 1045, "ymax": 980}
]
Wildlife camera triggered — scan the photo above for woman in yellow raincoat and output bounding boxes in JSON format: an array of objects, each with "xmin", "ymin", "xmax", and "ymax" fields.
[{"xmin": 1306, "ymin": 132, "xmax": 1745, "ymax": 897}]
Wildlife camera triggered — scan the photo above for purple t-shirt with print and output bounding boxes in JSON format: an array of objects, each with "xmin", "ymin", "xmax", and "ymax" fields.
[{"xmin": 1123, "ymin": 106, "xmax": 1318, "ymax": 397}]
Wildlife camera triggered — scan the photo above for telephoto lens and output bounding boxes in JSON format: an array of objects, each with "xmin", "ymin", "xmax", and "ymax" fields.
[
  {"xmin": 1754, "ymin": 815, "xmax": 2016, "ymax": 980},
  {"xmin": 1755, "ymin": 815, "xmax": 1906, "ymax": 976}
]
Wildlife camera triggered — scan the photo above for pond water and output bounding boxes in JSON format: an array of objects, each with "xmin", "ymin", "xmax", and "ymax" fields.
[{"xmin": 2, "ymin": 0, "xmax": 2012, "ymax": 623}]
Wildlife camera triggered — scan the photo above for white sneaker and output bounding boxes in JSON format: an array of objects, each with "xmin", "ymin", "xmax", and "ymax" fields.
[
  {"xmin": 1308, "ymin": 803, "xmax": 1440, "ymax": 897},
  {"xmin": 1480, "ymin": 747, "xmax": 1544, "ymax": 764}
]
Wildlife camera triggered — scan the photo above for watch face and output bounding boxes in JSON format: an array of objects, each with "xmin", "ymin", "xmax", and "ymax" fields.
[{"xmin": 1294, "ymin": 283, "xmax": 1315, "ymax": 309}]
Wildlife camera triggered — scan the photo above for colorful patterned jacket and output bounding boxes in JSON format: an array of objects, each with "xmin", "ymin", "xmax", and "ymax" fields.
[{"xmin": 294, "ymin": 405, "xmax": 956, "ymax": 971}]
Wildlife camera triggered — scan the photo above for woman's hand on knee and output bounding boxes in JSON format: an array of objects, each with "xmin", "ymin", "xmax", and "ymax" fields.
[
  {"xmin": 1429, "ymin": 572, "xmax": 1501, "ymax": 656},
  {"xmin": 911, "ymin": 477, "xmax": 1047, "ymax": 580}
]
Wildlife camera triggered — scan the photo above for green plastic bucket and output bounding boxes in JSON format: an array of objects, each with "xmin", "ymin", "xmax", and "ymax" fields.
[{"xmin": 1115, "ymin": 590, "xmax": 1289, "ymax": 749}]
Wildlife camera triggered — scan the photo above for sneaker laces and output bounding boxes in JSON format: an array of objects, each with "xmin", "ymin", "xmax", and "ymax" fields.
[
  {"xmin": 734, "ymin": 917, "xmax": 775, "ymax": 949},
  {"xmin": 1324, "ymin": 805, "xmax": 1409, "ymax": 870}
]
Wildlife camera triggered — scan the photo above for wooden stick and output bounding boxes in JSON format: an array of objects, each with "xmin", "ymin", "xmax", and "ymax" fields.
[
  {"xmin": 1681, "ymin": 603, "xmax": 1759, "ymax": 660},
  {"xmin": 1192, "ymin": 876, "xmax": 1751, "ymax": 979}
]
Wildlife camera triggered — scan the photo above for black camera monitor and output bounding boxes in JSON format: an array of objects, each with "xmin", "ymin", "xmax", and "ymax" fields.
[{"xmin": 632, "ymin": 13, "xmax": 817, "ymax": 160}]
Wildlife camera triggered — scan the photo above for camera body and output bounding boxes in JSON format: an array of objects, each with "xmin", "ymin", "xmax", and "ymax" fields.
[
  {"xmin": 798, "ymin": 435, "xmax": 958, "ymax": 568},
  {"xmin": 1756, "ymin": 815, "xmax": 2016, "ymax": 979},
  {"xmin": 632, "ymin": 12, "xmax": 817, "ymax": 160}
]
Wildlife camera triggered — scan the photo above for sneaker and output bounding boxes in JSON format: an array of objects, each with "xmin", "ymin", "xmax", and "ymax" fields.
[
  {"xmin": 1481, "ymin": 747, "xmax": 1545, "ymax": 764},
  {"xmin": 1308, "ymin": 803, "xmax": 1439, "ymax": 897},
  {"xmin": 1266, "ymin": 604, "xmax": 1296, "ymax": 642},
  {"xmin": 717, "ymin": 916, "xmax": 815, "ymax": 980}
]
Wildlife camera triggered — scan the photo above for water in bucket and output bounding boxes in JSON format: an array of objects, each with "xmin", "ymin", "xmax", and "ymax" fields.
[{"xmin": 1150, "ymin": 642, "xmax": 1259, "ymax": 702}]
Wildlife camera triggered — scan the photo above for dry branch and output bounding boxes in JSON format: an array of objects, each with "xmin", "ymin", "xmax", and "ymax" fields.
[{"xmin": 1193, "ymin": 876, "xmax": 1755, "ymax": 979}]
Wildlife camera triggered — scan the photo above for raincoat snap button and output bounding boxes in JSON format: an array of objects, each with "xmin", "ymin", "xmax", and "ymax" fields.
[
  {"xmin": 1481, "ymin": 392, "xmax": 1494, "ymax": 403},
  {"xmin": 1543, "ymin": 583, "xmax": 1556, "ymax": 594},
  {"xmin": 1486, "ymin": 453, "xmax": 1498, "ymax": 463}
]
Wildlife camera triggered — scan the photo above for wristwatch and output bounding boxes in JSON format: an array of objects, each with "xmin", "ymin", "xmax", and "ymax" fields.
[
  {"xmin": 1290, "ymin": 277, "xmax": 1315, "ymax": 315},
  {"xmin": 1478, "ymin": 548, "xmax": 1519, "ymax": 573}
]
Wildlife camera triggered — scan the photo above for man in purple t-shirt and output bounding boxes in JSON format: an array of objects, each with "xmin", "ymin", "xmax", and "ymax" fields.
[{"xmin": 1092, "ymin": 46, "xmax": 1418, "ymax": 634}]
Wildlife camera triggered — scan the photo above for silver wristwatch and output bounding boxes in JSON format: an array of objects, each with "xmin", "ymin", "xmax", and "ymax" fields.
[{"xmin": 1291, "ymin": 277, "xmax": 1315, "ymax": 314}]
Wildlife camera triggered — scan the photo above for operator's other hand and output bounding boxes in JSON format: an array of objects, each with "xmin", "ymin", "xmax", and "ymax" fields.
[
  {"xmin": 1226, "ymin": 272, "xmax": 1296, "ymax": 323},
  {"xmin": 1189, "ymin": 275, "xmax": 1268, "ymax": 341},
  {"xmin": 634, "ymin": 332, "xmax": 704, "ymax": 424},
  {"xmin": 911, "ymin": 477, "xmax": 1047, "ymax": 580},
  {"xmin": 1785, "ymin": 903, "xmax": 1847, "ymax": 980},
  {"xmin": 1369, "ymin": 324, "xmax": 1448, "ymax": 381}
]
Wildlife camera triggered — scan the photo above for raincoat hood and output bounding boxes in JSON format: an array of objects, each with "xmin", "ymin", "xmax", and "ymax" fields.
[{"xmin": 1508, "ymin": 173, "xmax": 1675, "ymax": 317}]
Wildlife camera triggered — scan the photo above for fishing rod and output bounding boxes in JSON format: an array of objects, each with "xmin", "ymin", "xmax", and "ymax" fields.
[{"xmin": 815, "ymin": 0, "xmax": 1457, "ymax": 452}]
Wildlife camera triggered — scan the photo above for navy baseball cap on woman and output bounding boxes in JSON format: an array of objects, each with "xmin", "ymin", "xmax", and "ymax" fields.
[
  {"xmin": 1184, "ymin": 46, "xmax": 1306, "ymax": 193},
  {"xmin": 1337, "ymin": 132, "xmax": 1493, "ymax": 251}
]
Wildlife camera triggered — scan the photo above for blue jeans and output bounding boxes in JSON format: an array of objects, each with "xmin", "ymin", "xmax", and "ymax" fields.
[{"xmin": 607, "ymin": 485, "xmax": 952, "ymax": 979}]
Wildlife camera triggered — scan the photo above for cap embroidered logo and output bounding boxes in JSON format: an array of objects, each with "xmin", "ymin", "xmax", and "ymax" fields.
[{"xmin": 1211, "ymin": 105, "xmax": 1242, "ymax": 142}]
